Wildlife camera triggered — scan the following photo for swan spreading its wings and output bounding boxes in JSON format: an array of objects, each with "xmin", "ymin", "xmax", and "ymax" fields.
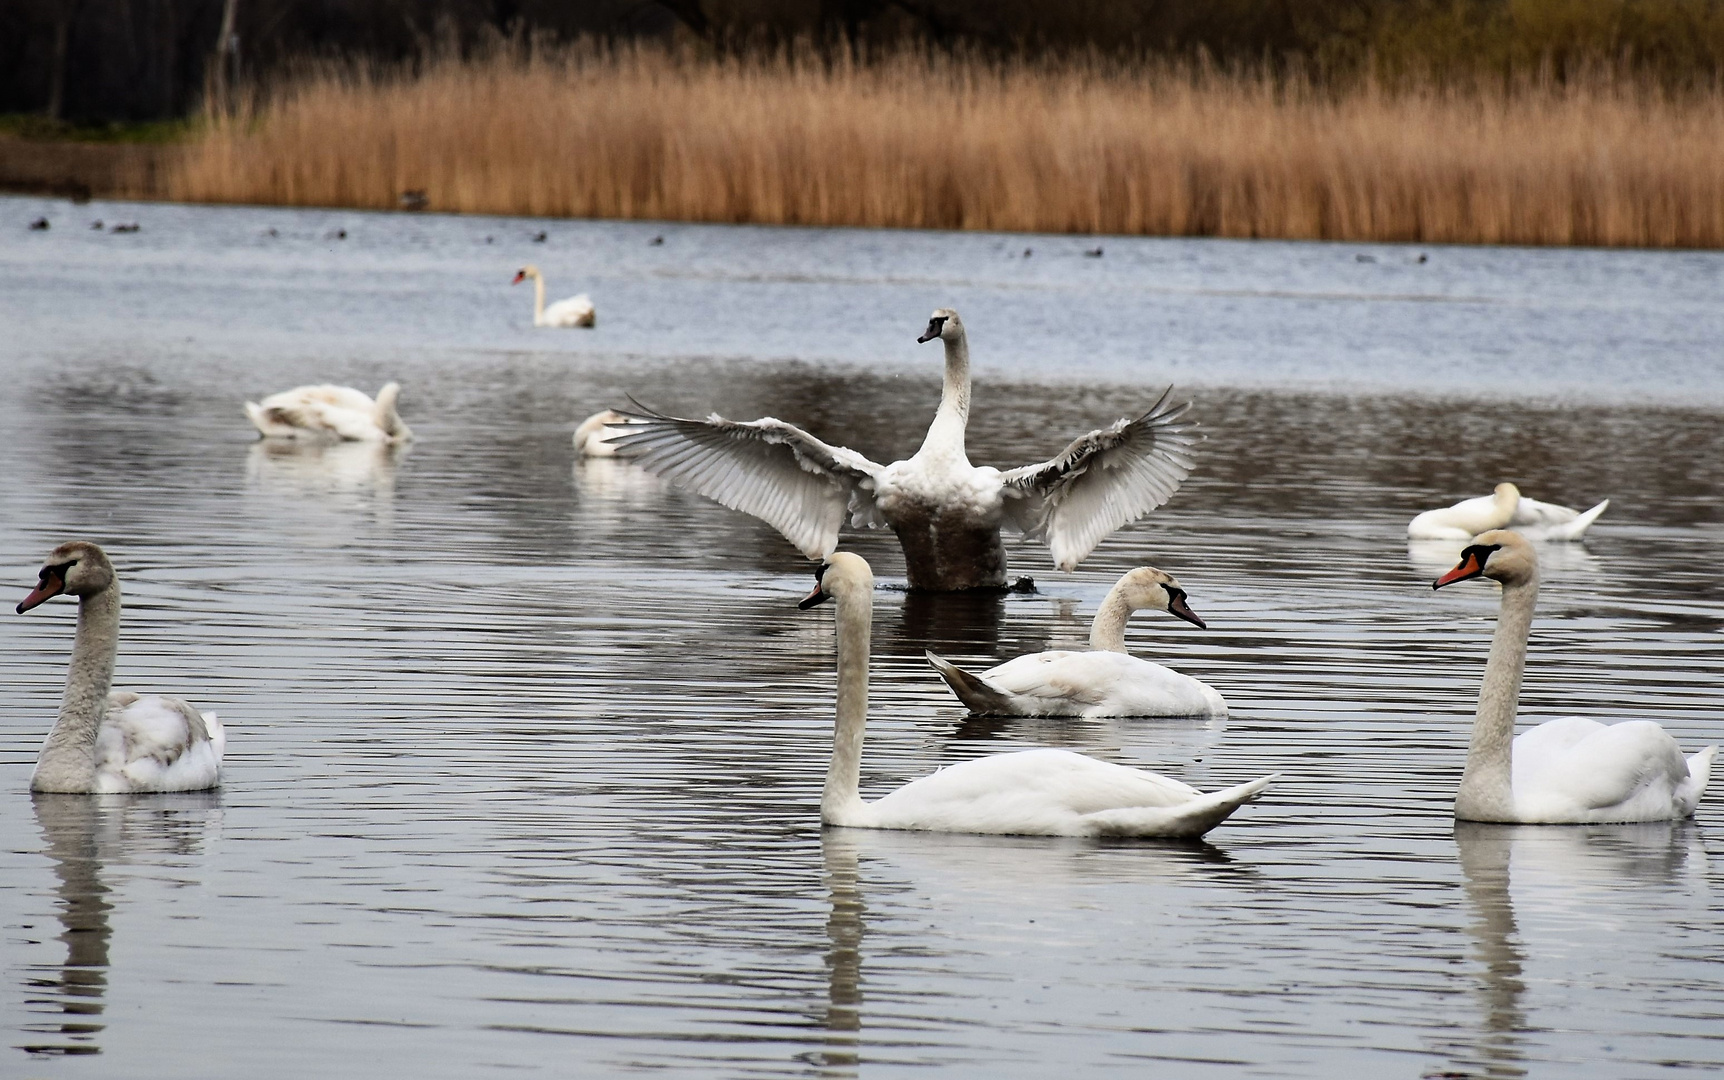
[{"xmin": 610, "ymin": 310, "xmax": 1198, "ymax": 590}]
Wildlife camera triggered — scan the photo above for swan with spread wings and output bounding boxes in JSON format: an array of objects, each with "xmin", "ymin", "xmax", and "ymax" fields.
[{"xmin": 610, "ymin": 309, "xmax": 1199, "ymax": 591}]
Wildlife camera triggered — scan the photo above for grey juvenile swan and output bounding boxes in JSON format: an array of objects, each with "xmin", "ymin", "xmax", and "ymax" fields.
[{"xmin": 612, "ymin": 309, "xmax": 1198, "ymax": 591}]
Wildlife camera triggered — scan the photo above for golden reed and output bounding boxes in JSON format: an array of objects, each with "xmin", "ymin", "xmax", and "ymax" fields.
[{"xmin": 170, "ymin": 47, "xmax": 1724, "ymax": 247}]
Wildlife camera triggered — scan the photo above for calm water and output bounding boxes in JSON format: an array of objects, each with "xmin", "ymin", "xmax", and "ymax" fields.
[{"xmin": 2, "ymin": 195, "xmax": 1722, "ymax": 1079}]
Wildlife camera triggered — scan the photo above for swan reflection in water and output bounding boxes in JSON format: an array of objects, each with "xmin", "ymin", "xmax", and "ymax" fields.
[
  {"xmin": 1443, "ymin": 821, "xmax": 1706, "ymax": 1079},
  {"xmin": 19, "ymin": 794, "xmax": 222, "ymax": 1059},
  {"xmin": 245, "ymin": 438, "xmax": 409, "ymax": 498}
]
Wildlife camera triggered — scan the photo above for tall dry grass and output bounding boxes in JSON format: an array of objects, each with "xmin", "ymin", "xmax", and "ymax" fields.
[{"xmin": 171, "ymin": 47, "xmax": 1724, "ymax": 247}]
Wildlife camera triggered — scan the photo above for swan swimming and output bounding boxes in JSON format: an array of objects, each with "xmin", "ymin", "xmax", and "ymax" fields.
[
  {"xmin": 513, "ymin": 265, "xmax": 595, "ymax": 328},
  {"xmin": 1409, "ymin": 482, "xmax": 1607, "ymax": 541},
  {"xmin": 244, "ymin": 382, "xmax": 413, "ymax": 443},
  {"xmin": 802, "ymin": 552, "xmax": 1273, "ymax": 838},
  {"xmin": 17, "ymin": 542, "xmax": 225, "ymax": 794},
  {"xmin": 1432, "ymin": 530, "xmax": 1713, "ymax": 823},
  {"xmin": 574, "ymin": 409, "xmax": 640, "ymax": 457},
  {"xmin": 613, "ymin": 309, "xmax": 1198, "ymax": 591},
  {"xmin": 925, "ymin": 567, "xmax": 1227, "ymax": 717}
]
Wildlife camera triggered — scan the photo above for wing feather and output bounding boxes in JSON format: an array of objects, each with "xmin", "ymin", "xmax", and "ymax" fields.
[
  {"xmin": 1000, "ymin": 388, "xmax": 1199, "ymax": 571},
  {"xmin": 609, "ymin": 405, "xmax": 886, "ymax": 559}
]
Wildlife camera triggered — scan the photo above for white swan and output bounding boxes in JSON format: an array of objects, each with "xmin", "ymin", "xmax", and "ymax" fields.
[
  {"xmin": 1432, "ymin": 530, "xmax": 1713, "ymax": 823},
  {"xmin": 574, "ymin": 409, "xmax": 637, "ymax": 457},
  {"xmin": 1409, "ymin": 482, "xmax": 1608, "ymax": 541},
  {"xmin": 244, "ymin": 382, "xmax": 412, "ymax": 443},
  {"xmin": 613, "ymin": 309, "xmax": 1198, "ymax": 591},
  {"xmin": 801, "ymin": 552, "xmax": 1273, "ymax": 837},
  {"xmin": 925, "ymin": 567, "xmax": 1227, "ymax": 717},
  {"xmin": 16, "ymin": 542, "xmax": 225, "ymax": 794},
  {"xmin": 513, "ymin": 265, "xmax": 595, "ymax": 328}
]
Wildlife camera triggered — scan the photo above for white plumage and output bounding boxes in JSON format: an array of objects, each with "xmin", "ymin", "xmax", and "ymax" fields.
[
  {"xmin": 514, "ymin": 264, "xmax": 595, "ymax": 327},
  {"xmin": 1432, "ymin": 530, "xmax": 1712, "ymax": 823},
  {"xmin": 805, "ymin": 552, "xmax": 1273, "ymax": 838},
  {"xmin": 18, "ymin": 542, "xmax": 224, "ymax": 794},
  {"xmin": 926, "ymin": 566, "xmax": 1227, "ymax": 717},
  {"xmin": 1409, "ymin": 482, "xmax": 1608, "ymax": 541},
  {"xmin": 244, "ymin": 382, "xmax": 413, "ymax": 443},
  {"xmin": 611, "ymin": 309, "xmax": 1198, "ymax": 590}
]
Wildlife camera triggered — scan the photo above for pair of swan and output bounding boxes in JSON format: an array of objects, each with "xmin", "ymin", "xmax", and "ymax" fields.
[
  {"xmin": 803, "ymin": 553, "xmax": 1274, "ymax": 838},
  {"xmin": 1434, "ymin": 531, "xmax": 1712, "ymax": 823},
  {"xmin": 513, "ymin": 265, "xmax": 595, "ymax": 328},
  {"xmin": 1410, "ymin": 483, "xmax": 1607, "ymax": 541},
  {"xmin": 245, "ymin": 382, "xmax": 413, "ymax": 443},
  {"xmin": 17, "ymin": 542, "xmax": 224, "ymax": 794},
  {"xmin": 612, "ymin": 308, "xmax": 1198, "ymax": 591},
  {"xmin": 926, "ymin": 567, "xmax": 1227, "ymax": 717}
]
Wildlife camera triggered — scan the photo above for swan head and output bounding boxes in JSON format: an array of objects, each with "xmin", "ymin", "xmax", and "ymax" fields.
[
  {"xmin": 799, "ymin": 552, "xmax": 874, "ymax": 609},
  {"xmin": 511, "ymin": 265, "xmax": 541, "ymax": 285},
  {"xmin": 1433, "ymin": 529, "xmax": 1536, "ymax": 590},
  {"xmin": 1114, "ymin": 567, "xmax": 1206, "ymax": 628},
  {"xmin": 917, "ymin": 308, "xmax": 962, "ymax": 344},
  {"xmin": 17, "ymin": 541, "xmax": 114, "ymax": 614}
]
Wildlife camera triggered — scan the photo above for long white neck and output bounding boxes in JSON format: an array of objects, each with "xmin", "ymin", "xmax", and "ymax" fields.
[
  {"xmin": 32, "ymin": 587, "xmax": 121, "ymax": 793},
  {"xmin": 916, "ymin": 330, "xmax": 972, "ymax": 462},
  {"xmin": 532, "ymin": 275, "xmax": 546, "ymax": 323},
  {"xmin": 1455, "ymin": 574, "xmax": 1536, "ymax": 822},
  {"xmin": 822, "ymin": 588, "xmax": 872, "ymax": 825},
  {"xmin": 1088, "ymin": 584, "xmax": 1137, "ymax": 653}
]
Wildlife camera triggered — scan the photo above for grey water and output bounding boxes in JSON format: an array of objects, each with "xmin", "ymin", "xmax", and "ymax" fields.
[{"xmin": 2, "ymin": 194, "xmax": 1722, "ymax": 1079}]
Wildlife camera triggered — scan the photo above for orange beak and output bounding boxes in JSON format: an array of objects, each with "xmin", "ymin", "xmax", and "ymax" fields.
[
  {"xmin": 1434, "ymin": 551, "xmax": 1486, "ymax": 590},
  {"xmin": 17, "ymin": 567, "xmax": 65, "ymax": 613},
  {"xmin": 511, "ymin": 271, "xmax": 526, "ymax": 284}
]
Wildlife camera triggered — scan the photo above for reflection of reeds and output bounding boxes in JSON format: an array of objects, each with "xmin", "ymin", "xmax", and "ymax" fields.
[{"xmin": 171, "ymin": 47, "xmax": 1724, "ymax": 247}]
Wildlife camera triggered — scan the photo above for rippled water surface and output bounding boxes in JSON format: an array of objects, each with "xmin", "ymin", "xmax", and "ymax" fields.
[{"xmin": 3, "ymin": 195, "xmax": 1723, "ymax": 1078}]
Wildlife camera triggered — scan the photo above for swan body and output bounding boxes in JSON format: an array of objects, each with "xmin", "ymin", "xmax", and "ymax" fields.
[
  {"xmin": 1409, "ymin": 482, "xmax": 1608, "ymax": 541},
  {"xmin": 17, "ymin": 542, "xmax": 224, "ymax": 794},
  {"xmin": 574, "ymin": 409, "xmax": 638, "ymax": 457},
  {"xmin": 245, "ymin": 382, "xmax": 412, "ymax": 443},
  {"xmin": 613, "ymin": 309, "xmax": 1198, "ymax": 591},
  {"xmin": 926, "ymin": 567, "xmax": 1227, "ymax": 717},
  {"xmin": 514, "ymin": 265, "xmax": 595, "ymax": 328},
  {"xmin": 1432, "ymin": 530, "xmax": 1712, "ymax": 823},
  {"xmin": 804, "ymin": 552, "xmax": 1273, "ymax": 838}
]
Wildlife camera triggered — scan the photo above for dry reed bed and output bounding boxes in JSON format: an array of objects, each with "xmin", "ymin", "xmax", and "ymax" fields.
[{"xmin": 171, "ymin": 51, "xmax": 1724, "ymax": 247}]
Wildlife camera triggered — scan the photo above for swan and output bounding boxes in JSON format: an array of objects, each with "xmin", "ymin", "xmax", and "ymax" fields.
[
  {"xmin": 613, "ymin": 309, "xmax": 1198, "ymax": 591},
  {"xmin": 513, "ymin": 265, "xmax": 595, "ymax": 327},
  {"xmin": 800, "ymin": 552, "xmax": 1274, "ymax": 837},
  {"xmin": 925, "ymin": 567, "xmax": 1227, "ymax": 717},
  {"xmin": 574, "ymin": 409, "xmax": 639, "ymax": 457},
  {"xmin": 1431, "ymin": 530, "xmax": 1713, "ymax": 823},
  {"xmin": 1409, "ymin": 482, "xmax": 1608, "ymax": 541},
  {"xmin": 16, "ymin": 542, "xmax": 225, "ymax": 794},
  {"xmin": 244, "ymin": 382, "xmax": 412, "ymax": 443}
]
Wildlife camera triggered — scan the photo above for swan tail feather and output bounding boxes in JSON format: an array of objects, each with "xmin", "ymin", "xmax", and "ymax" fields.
[
  {"xmin": 1560, "ymin": 498, "xmax": 1609, "ymax": 538},
  {"xmin": 1088, "ymin": 774, "xmax": 1278, "ymax": 839},
  {"xmin": 1681, "ymin": 745, "xmax": 1717, "ymax": 813},
  {"xmin": 925, "ymin": 651, "xmax": 1017, "ymax": 715},
  {"xmin": 372, "ymin": 382, "xmax": 411, "ymax": 442}
]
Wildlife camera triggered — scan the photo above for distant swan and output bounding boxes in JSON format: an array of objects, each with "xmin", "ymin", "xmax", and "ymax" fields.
[
  {"xmin": 574, "ymin": 409, "xmax": 637, "ymax": 457},
  {"xmin": 926, "ymin": 567, "xmax": 1227, "ymax": 717},
  {"xmin": 613, "ymin": 309, "xmax": 1198, "ymax": 591},
  {"xmin": 1432, "ymin": 530, "xmax": 1713, "ymax": 823},
  {"xmin": 802, "ymin": 552, "xmax": 1273, "ymax": 838},
  {"xmin": 245, "ymin": 382, "xmax": 412, "ymax": 443},
  {"xmin": 513, "ymin": 265, "xmax": 595, "ymax": 328},
  {"xmin": 17, "ymin": 542, "xmax": 225, "ymax": 793},
  {"xmin": 1409, "ymin": 482, "xmax": 1607, "ymax": 541}
]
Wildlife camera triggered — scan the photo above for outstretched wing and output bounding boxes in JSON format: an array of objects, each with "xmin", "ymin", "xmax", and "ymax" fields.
[
  {"xmin": 999, "ymin": 388, "xmax": 1199, "ymax": 571},
  {"xmin": 608, "ymin": 404, "xmax": 887, "ymax": 559}
]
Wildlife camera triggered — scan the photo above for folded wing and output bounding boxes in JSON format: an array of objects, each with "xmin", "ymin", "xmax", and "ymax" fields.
[
  {"xmin": 609, "ymin": 405, "xmax": 886, "ymax": 559},
  {"xmin": 1000, "ymin": 388, "xmax": 1199, "ymax": 571}
]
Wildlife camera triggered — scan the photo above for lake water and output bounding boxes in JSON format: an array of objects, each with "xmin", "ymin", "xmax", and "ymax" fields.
[{"xmin": 2, "ymin": 195, "xmax": 1722, "ymax": 1079}]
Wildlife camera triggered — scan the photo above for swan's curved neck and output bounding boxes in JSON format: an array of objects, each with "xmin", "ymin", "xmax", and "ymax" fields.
[
  {"xmin": 917, "ymin": 330, "xmax": 972, "ymax": 462},
  {"xmin": 1088, "ymin": 585, "xmax": 1137, "ymax": 653},
  {"xmin": 32, "ymin": 587, "xmax": 121, "ymax": 793},
  {"xmin": 823, "ymin": 588, "xmax": 872, "ymax": 825},
  {"xmin": 1456, "ymin": 574, "xmax": 1536, "ymax": 821},
  {"xmin": 532, "ymin": 275, "xmax": 546, "ymax": 323}
]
